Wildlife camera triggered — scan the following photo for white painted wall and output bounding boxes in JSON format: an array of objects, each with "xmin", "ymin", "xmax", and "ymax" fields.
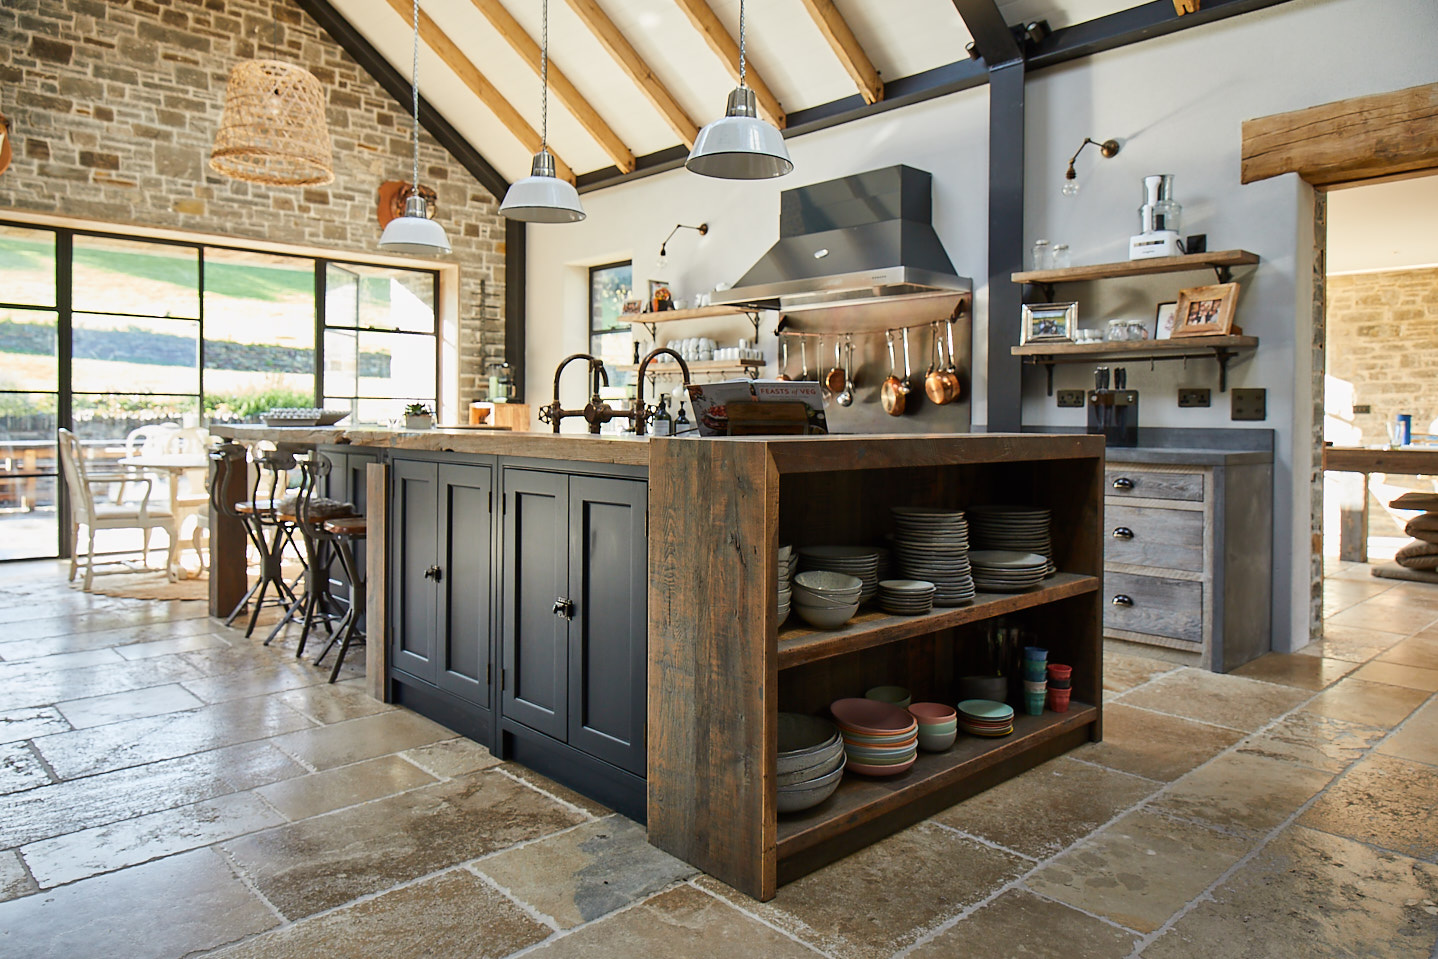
[
  {"xmin": 524, "ymin": 0, "xmax": 1438, "ymax": 656},
  {"xmin": 1328, "ymin": 175, "xmax": 1438, "ymax": 274}
]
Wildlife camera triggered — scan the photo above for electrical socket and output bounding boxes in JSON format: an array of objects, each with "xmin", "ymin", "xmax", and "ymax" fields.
[
  {"xmin": 1353, "ymin": 404, "xmax": 1372, "ymax": 414},
  {"xmin": 1056, "ymin": 389, "xmax": 1085, "ymax": 408},
  {"xmin": 1178, "ymin": 388, "xmax": 1211, "ymax": 408},
  {"xmin": 1231, "ymin": 388, "xmax": 1267, "ymax": 421}
]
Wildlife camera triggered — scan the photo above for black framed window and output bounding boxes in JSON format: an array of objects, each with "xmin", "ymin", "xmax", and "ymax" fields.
[{"xmin": 589, "ymin": 261, "xmax": 633, "ymax": 381}]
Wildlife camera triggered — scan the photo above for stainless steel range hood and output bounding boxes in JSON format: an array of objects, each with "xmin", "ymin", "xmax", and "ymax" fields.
[{"xmin": 715, "ymin": 165, "xmax": 971, "ymax": 315}]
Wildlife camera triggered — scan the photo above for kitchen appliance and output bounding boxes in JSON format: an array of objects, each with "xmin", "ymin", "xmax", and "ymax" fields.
[
  {"xmin": 1129, "ymin": 174, "xmax": 1183, "ymax": 260},
  {"xmin": 488, "ymin": 362, "xmax": 516, "ymax": 403},
  {"xmin": 1088, "ymin": 366, "xmax": 1138, "ymax": 447}
]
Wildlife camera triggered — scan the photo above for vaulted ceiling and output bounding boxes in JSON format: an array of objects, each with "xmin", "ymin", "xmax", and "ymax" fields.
[{"xmin": 324, "ymin": 0, "xmax": 1144, "ymax": 188}]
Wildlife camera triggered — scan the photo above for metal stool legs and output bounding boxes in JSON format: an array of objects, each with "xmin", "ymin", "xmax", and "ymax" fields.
[{"xmin": 314, "ymin": 524, "xmax": 365, "ymax": 683}]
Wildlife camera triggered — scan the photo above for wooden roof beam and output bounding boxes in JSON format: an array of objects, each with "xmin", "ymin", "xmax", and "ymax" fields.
[
  {"xmin": 670, "ymin": 0, "xmax": 785, "ymax": 128},
  {"xmin": 466, "ymin": 0, "xmax": 635, "ymax": 173},
  {"xmin": 797, "ymin": 0, "xmax": 883, "ymax": 104},
  {"xmin": 563, "ymin": 0, "xmax": 700, "ymax": 148},
  {"xmin": 381, "ymin": 0, "xmax": 576, "ymax": 183}
]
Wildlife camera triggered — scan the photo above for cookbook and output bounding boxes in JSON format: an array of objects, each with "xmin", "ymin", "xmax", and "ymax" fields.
[{"xmin": 684, "ymin": 379, "xmax": 829, "ymax": 436}]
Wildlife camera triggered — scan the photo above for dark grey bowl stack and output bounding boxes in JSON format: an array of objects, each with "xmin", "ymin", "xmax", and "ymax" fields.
[{"xmin": 776, "ymin": 713, "xmax": 846, "ymax": 813}]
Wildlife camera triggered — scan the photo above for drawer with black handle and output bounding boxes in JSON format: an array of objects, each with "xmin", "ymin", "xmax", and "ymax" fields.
[
  {"xmin": 1104, "ymin": 571, "xmax": 1203, "ymax": 644},
  {"xmin": 1106, "ymin": 503, "xmax": 1204, "ymax": 572},
  {"xmin": 1106, "ymin": 468, "xmax": 1204, "ymax": 502}
]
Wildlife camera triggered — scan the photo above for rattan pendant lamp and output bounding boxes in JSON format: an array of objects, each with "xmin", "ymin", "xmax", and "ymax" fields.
[
  {"xmin": 379, "ymin": 0, "xmax": 452, "ymax": 254},
  {"xmin": 686, "ymin": 0, "xmax": 791, "ymax": 180},
  {"xmin": 210, "ymin": 25, "xmax": 334, "ymax": 186},
  {"xmin": 500, "ymin": 0, "xmax": 584, "ymax": 223}
]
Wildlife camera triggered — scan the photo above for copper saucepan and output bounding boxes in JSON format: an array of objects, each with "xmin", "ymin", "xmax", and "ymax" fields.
[
  {"xmin": 881, "ymin": 330, "xmax": 910, "ymax": 416},
  {"xmin": 941, "ymin": 311, "xmax": 964, "ymax": 403},
  {"xmin": 825, "ymin": 337, "xmax": 846, "ymax": 394},
  {"xmin": 924, "ymin": 322, "xmax": 951, "ymax": 405}
]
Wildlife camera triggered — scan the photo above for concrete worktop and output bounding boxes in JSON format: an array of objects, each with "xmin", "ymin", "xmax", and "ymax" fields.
[{"xmin": 1106, "ymin": 446, "xmax": 1273, "ymax": 466}]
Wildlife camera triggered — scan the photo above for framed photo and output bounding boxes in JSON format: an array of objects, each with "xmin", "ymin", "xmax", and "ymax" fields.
[
  {"xmin": 621, "ymin": 298, "xmax": 644, "ymax": 315},
  {"xmin": 649, "ymin": 279, "xmax": 673, "ymax": 312},
  {"xmin": 1021, "ymin": 302, "xmax": 1078, "ymax": 344},
  {"xmin": 1172, "ymin": 283, "xmax": 1239, "ymax": 337},
  {"xmin": 1154, "ymin": 301, "xmax": 1178, "ymax": 340}
]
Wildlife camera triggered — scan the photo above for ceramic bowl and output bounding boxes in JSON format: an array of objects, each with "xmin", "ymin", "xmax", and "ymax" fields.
[
  {"xmin": 917, "ymin": 728, "xmax": 957, "ymax": 752},
  {"xmin": 776, "ymin": 756, "xmax": 845, "ymax": 813},
  {"xmin": 792, "ymin": 588, "xmax": 862, "ymax": 610},
  {"xmin": 830, "ymin": 697, "xmax": 915, "ymax": 733},
  {"xmin": 865, "ymin": 686, "xmax": 912, "ymax": 708},
  {"xmin": 777, "ymin": 744, "xmax": 845, "ymax": 785},
  {"xmin": 777, "ymin": 713, "xmax": 840, "ymax": 768},
  {"xmin": 846, "ymin": 755, "xmax": 917, "ymax": 777},
  {"xmin": 793, "ymin": 570, "xmax": 864, "ymax": 593},
  {"xmin": 907, "ymin": 702, "xmax": 958, "ymax": 725},
  {"xmin": 795, "ymin": 602, "xmax": 859, "ymax": 629}
]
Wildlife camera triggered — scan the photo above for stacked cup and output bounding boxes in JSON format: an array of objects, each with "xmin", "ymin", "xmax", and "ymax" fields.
[
  {"xmin": 1046, "ymin": 663, "xmax": 1072, "ymax": 712},
  {"xmin": 1021, "ymin": 646, "xmax": 1048, "ymax": 716}
]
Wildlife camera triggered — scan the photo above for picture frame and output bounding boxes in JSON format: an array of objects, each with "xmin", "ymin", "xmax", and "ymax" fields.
[
  {"xmin": 621, "ymin": 298, "xmax": 644, "ymax": 315},
  {"xmin": 1020, "ymin": 302, "xmax": 1078, "ymax": 344},
  {"xmin": 1154, "ymin": 301, "xmax": 1178, "ymax": 340},
  {"xmin": 1172, "ymin": 283, "xmax": 1239, "ymax": 337},
  {"xmin": 649, "ymin": 279, "xmax": 674, "ymax": 312}
]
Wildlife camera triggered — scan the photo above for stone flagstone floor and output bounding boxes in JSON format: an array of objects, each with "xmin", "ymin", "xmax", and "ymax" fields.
[{"xmin": 0, "ymin": 557, "xmax": 1435, "ymax": 958}]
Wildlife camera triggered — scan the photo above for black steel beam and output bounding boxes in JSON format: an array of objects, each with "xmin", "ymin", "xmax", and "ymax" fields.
[
  {"xmin": 985, "ymin": 61, "xmax": 1025, "ymax": 433},
  {"xmin": 293, "ymin": 0, "xmax": 510, "ymax": 200},
  {"xmin": 950, "ymin": 0, "xmax": 1023, "ymax": 66},
  {"xmin": 1031, "ymin": 0, "xmax": 1297, "ymax": 70},
  {"xmin": 505, "ymin": 218, "xmax": 527, "ymax": 403}
]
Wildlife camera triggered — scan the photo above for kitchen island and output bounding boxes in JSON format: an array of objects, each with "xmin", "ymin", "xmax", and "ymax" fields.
[{"xmin": 209, "ymin": 425, "xmax": 1105, "ymax": 900}]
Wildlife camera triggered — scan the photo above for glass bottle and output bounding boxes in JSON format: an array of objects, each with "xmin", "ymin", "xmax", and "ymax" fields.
[
  {"xmin": 651, "ymin": 395, "xmax": 673, "ymax": 436},
  {"xmin": 674, "ymin": 401, "xmax": 692, "ymax": 435}
]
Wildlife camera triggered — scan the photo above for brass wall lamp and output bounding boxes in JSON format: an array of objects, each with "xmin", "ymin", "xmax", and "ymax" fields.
[{"xmin": 1063, "ymin": 137, "xmax": 1120, "ymax": 196}]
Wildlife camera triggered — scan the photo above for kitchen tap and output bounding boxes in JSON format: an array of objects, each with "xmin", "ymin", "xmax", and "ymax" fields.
[
  {"xmin": 631, "ymin": 348, "xmax": 693, "ymax": 436},
  {"xmin": 540, "ymin": 354, "xmax": 620, "ymax": 434}
]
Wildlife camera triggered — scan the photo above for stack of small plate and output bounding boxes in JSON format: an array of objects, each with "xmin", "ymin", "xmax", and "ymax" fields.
[
  {"xmin": 798, "ymin": 546, "xmax": 881, "ymax": 604},
  {"xmin": 889, "ymin": 507, "xmax": 976, "ymax": 607},
  {"xmin": 968, "ymin": 550, "xmax": 1050, "ymax": 592},
  {"xmin": 777, "ymin": 713, "xmax": 846, "ymax": 813},
  {"xmin": 968, "ymin": 505, "xmax": 1055, "ymax": 576},
  {"xmin": 957, "ymin": 699, "xmax": 1015, "ymax": 738},
  {"xmin": 877, "ymin": 579, "xmax": 936, "ymax": 616},
  {"xmin": 830, "ymin": 698, "xmax": 918, "ymax": 776},
  {"xmin": 777, "ymin": 545, "xmax": 794, "ymax": 626}
]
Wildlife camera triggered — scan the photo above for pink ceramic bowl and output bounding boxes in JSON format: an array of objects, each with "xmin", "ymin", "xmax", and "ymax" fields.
[
  {"xmin": 830, "ymin": 697, "xmax": 914, "ymax": 734},
  {"xmin": 907, "ymin": 702, "xmax": 958, "ymax": 725}
]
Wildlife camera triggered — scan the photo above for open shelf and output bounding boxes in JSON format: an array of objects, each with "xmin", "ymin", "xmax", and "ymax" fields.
[
  {"xmin": 777, "ymin": 703, "xmax": 1097, "ymax": 859},
  {"xmin": 778, "ymin": 573, "xmax": 1098, "ymax": 670},
  {"xmin": 1012, "ymin": 335, "xmax": 1258, "ymax": 394},
  {"xmin": 619, "ymin": 305, "xmax": 755, "ymax": 325},
  {"xmin": 612, "ymin": 358, "xmax": 763, "ymax": 377},
  {"xmin": 1011, "ymin": 249, "xmax": 1259, "ymax": 286}
]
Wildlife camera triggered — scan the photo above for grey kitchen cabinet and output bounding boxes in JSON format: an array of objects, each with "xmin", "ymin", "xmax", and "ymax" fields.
[
  {"xmin": 501, "ymin": 467, "xmax": 648, "ymax": 779},
  {"xmin": 1102, "ymin": 453, "xmax": 1272, "ymax": 671},
  {"xmin": 319, "ymin": 447, "xmax": 377, "ymax": 611},
  {"xmin": 390, "ymin": 456, "xmax": 495, "ymax": 712}
]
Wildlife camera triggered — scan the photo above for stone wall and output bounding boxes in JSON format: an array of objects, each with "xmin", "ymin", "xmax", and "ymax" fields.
[
  {"xmin": 1326, "ymin": 267, "xmax": 1438, "ymax": 447},
  {"xmin": 0, "ymin": 0, "xmax": 505, "ymax": 401}
]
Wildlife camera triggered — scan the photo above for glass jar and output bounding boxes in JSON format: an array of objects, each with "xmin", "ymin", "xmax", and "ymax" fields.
[
  {"xmin": 1051, "ymin": 244, "xmax": 1071, "ymax": 269},
  {"xmin": 1031, "ymin": 239, "xmax": 1051, "ymax": 272},
  {"xmin": 1106, "ymin": 319, "xmax": 1149, "ymax": 342}
]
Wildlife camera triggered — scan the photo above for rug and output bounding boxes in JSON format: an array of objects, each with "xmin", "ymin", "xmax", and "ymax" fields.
[
  {"xmin": 82, "ymin": 569, "xmax": 210, "ymax": 601},
  {"xmin": 1371, "ymin": 563, "xmax": 1438, "ymax": 585}
]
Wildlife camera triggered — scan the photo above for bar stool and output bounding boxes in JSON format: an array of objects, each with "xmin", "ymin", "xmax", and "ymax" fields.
[
  {"xmin": 313, "ymin": 514, "xmax": 366, "ymax": 683},
  {"xmin": 266, "ymin": 454, "xmax": 349, "ymax": 653},
  {"xmin": 232, "ymin": 449, "xmax": 304, "ymax": 638}
]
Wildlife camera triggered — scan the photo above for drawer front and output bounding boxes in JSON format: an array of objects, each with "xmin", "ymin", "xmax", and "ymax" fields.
[
  {"xmin": 1105, "ymin": 572, "xmax": 1203, "ymax": 643},
  {"xmin": 1106, "ymin": 468, "xmax": 1204, "ymax": 502},
  {"xmin": 1106, "ymin": 504, "xmax": 1205, "ymax": 572}
]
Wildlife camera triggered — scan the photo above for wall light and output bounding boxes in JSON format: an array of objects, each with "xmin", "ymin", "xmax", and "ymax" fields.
[{"xmin": 1063, "ymin": 137, "xmax": 1120, "ymax": 197}]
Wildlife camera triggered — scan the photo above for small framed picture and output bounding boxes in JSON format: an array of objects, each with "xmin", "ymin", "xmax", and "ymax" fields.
[
  {"xmin": 1021, "ymin": 302, "xmax": 1078, "ymax": 344},
  {"xmin": 1154, "ymin": 301, "xmax": 1178, "ymax": 340},
  {"xmin": 1172, "ymin": 283, "xmax": 1240, "ymax": 337},
  {"xmin": 649, "ymin": 280, "xmax": 673, "ymax": 312},
  {"xmin": 621, "ymin": 298, "xmax": 644, "ymax": 315}
]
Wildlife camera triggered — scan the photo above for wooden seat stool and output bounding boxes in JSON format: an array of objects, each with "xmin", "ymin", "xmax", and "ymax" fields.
[{"xmin": 313, "ymin": 515, "xmax": 366, "ymax": 683}]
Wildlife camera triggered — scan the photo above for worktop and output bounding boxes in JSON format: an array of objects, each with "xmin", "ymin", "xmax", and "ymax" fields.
[
  {"xmin": 210, "ymin": 424, "xmax": 649, "ymax": 467},
  {"xmin": 1106, "ymin": 447, "xmax": 1272, "ymax": 466}
]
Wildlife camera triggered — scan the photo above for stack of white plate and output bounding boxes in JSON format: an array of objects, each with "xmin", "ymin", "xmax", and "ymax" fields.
[
  {"xmin": 777, "ymin": 545, "xmax": 794, "ymax": 626},
  {"xmin": 877, "ymin": 579, "xmax": 936, "ymax": 616},
  {"xmin": 968, "ymin": 505, "xmax": 1055, "ymax": 576},
  {"xmin": 889, "ymin": 507, "xmax": 976, "ymax": 607},
  {"xmin": 797, "ymin": 546, "xmax": 881, "ymax": 604},
  {"xmin": 968, "ymin": 550, "xmax": 1050, "ymax": 592}
]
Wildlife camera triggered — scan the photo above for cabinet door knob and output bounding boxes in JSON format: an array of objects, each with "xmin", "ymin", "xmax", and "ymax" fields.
[
  {"xmin": 552, "ymin": 597, "xmax": 574, "ymax": 619},
  {"xmin": 1111, "ymin": 594, "xmax": 1134, "ymax": 607},
  {"xmin": 423, "ymin": 565, "xmax": 442, "ymax": 582},
  {"xmin": 1112, "ymin": 526, "xmax": 1134, "ymax": 539},
  {"xmin": 1112, "ymin": 477, "xmax": 1135, "ymax": 490}
]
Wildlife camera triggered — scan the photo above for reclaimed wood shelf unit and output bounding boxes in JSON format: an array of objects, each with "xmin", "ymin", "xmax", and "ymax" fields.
[
  {"xmin": 647, "ymin": 433, "xmax": 1105, "ymax": 901},
  {"xmin": 621, "ymin": 304, "xmax": 762, "ymax": 340},
  {"xmin": 1012, "ymin": 249, "xmax": 1260, "ymax": 293},
  {"xmin": 1011, "ymin": 336, "xmax": 1259, "ymax": 395}
]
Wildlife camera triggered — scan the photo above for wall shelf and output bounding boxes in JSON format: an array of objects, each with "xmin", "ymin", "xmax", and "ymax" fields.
[
  {"xmin": 1012, "ymin": 335, "xmax": 1259, "ymax": 394},
  {"xmin": 611, "ymin": 359, "xmax": 762, "ymax": 380},
  {"xmin": 1012, "ymin": 249, "xmax": 1260, "ymax": 300},
  {"xmin": 620, "ymin": 305, "xmax": 762, "ymax": 340}
]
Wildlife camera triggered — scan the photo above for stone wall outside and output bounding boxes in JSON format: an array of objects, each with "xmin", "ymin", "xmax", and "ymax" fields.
[{"xmin": 0, "ymin": 0, "xmax": 505, "ymax": 401}]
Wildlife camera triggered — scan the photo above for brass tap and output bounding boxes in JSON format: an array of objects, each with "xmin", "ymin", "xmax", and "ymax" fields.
[
  {"xmin": 540, "ymin": 354, "xmax": 624, "ymax": 435},
  {"xmin": 632, "ymin": 348, "xmax": 692, "ymax": 436}
]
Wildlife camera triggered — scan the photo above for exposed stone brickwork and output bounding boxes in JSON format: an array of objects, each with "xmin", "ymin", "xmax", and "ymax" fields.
[
  {"xmin": 1326, "ymin": 267, "xmax": 1438, "ymax": 446},
  {"xmin": 0, "ymin": 0, "xmax": 506, "ymax": 402}
]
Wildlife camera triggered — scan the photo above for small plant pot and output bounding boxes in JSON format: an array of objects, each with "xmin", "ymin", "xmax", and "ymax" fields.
[
  {"xmin": 1046, "ymin": 687, "xmax": 1071, "ymax": 713},
  {"xmin": 404, "ymin": 414, "xmax": 433, "ymax": 430}
]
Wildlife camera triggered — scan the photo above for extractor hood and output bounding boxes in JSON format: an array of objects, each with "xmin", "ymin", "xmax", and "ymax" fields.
[{"xmin": 715, "ymin": 165, "xmax": 971, "ymax": 314}]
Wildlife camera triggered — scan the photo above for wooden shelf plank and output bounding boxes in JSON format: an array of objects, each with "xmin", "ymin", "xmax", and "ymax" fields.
[
  {"xmin": 618, "ymin": 305, "xmax": 756, "ymax": 326},
  {"xmin": 611, "ymin": 359, "xmax": 762, "ymax": 375},
  {"xmin": 776, "ymin": 703, "xmax": 1098, "ymax": 857},
  {"xmin": 1011, "ymin": 335, "xmax": 1258, "ymax": 359},
  {"xmin": 1011, "ymin": 249, "xmax": 1259, "ymax": 285},
  {"xmin": 778, "ymin": 573, "xmax": 1099, "ymax": 670}
]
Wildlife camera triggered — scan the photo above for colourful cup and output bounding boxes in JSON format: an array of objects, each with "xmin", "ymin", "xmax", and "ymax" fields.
[
  {"xmin": 1022, "ymin": 662, "xmax": 1048, "ymax": 681},
  {"xmin": 1047, "ymin": 663, "xmax": 1072, "ymax": 682},
  {"xmin": 1046, "ymin": 687, "xmax": 1071, "ymax": 713},
  {"xmin": 1024, "ymin": 691, "xmax": 1046, "ymax": 716},
  {"xmin": 1023, "ymin": 646, "xmax": 1048, "ymax": 661},
  {"xmin": 1022, "ymin": 679, "xmax": 1047, "ymax": 694}
]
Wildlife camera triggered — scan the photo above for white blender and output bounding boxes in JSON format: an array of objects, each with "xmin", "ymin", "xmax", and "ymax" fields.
[{"xmin": 1129, "ymin": 174, "xmax": 1183, "ymax": 260}]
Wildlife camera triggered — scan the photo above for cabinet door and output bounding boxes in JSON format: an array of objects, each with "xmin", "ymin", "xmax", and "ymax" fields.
[
  {"xmin": 567, "ymin": 476, "xmax": 647, "ymax": 776},
  {"xmin": 391, "ymin": 459, "xmax": 438, "ymax": 682},
  {"xmin": 325, "ymin": 451, "xmax": 378, "ymax": 610},
  {"xmin": 501, "ymin": 469, "xmax": 569, "ymax": 740},
  {"xmin": 436, "ymin": 463, "xmax": 493, "ymax": 707}
]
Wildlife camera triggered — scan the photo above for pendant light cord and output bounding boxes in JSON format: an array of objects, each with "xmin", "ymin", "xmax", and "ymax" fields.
[
  {"xmin": 738, "ymin": 0, "xmax": 747, "ymax": 88},
  {"xmin": 540, "ymin": 0, "xmax": 549, "ymax": 153},
  {"xmin": 410, "ymin": 0, "xmax": 420, "ymax": 192}
]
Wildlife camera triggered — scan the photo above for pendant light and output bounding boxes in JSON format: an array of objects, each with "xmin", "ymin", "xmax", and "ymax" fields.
[
  {"xmin": 210, "ymin": 24, "xmax": 334, "ymax": 186},
  {"xmin": 686, "ymin": 0, "xmax": 791, "ymax": 180},
  {"xmin": 379, "ymin": 0, "xmax": 452, "ymax": 254},
  {"xmin": 500, "ymin": 0, "xmax": 584, "ymax": 223}
]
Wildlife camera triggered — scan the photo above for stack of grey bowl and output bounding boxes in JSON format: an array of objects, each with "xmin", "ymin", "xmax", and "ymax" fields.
[{"xmin": 777, "ymin": 713, "xmax": 846, "ymax": 813}]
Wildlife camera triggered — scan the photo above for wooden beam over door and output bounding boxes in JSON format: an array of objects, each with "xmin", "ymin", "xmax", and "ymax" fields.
[
  {"xmin": 466, "ymin": 0, "xmax": 635, "ymax": 173},
  {"xmin": 563, "ymin": 0, "xmax": 701, "ymax": 148},
  {"xmin": 1241, "ymin": 82, "xmax": 1438, "ymax": 187},
  {"xmin": 797, "ymin": 0, "xmax": 884, "ymax": 104},
  {"xmin": 381, "ymin": 0, "xmax": 576, "ymax": 183},
  {"xmin": 670, "ymin": 0, "xmax": 786, "ymax": 128}
]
